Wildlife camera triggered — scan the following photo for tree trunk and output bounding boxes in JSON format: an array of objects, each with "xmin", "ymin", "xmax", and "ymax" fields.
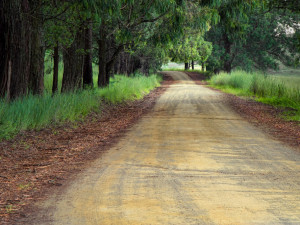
[
  {"xmin": 0, "ymin": 4, "xmax": 6, "ymax": 97},
  {"xmin": 29, "ymin": 14, "xmax": 45, "ymax": 95},
  {"xmin": 184, "ymin": 62, "xmax": 189, "ymax": 70},
  {"xmin": 1, "ymin": 0, "xmax": 31, "ymax": 100},
  {"xmin": 202, "ymin": 62, "xmax": 205, "ymax": 71},
  {"xmin": 223, "ymin": 33, "xmax": 232, "ymax": 73},
  {"xmin": 125, "ymin": 55, "xmax": 129, "ymax": 75},
  {"xmin": 105, "ymin": 45, "xmax": 124, "ymax": 85},
  {"xmin": 62, "ymin": 29, "xmax": 84, "ymax": 92},
  {"xmin": 98, "ymin": 22, "xmax": 107, "ymax": 87},
  {"xmin": 141, "ymin": 58, "xmax": 149, "ymax": 75},
  {"xmin": 83, "ymin": 19, "xmax": 93, "ymax": 88},
  {"xmin": 52, "ymin": 45, "xmax": 59, "ymax": 94},
  {"xmin": 192, "ymin": 60, "xmax": 194, "ymax": 70}
]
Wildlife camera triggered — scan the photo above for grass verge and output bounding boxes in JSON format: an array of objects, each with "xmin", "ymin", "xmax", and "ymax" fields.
[
  {"xmin": 209, "ymin": 71, "xmax": 300, "ymax": 121},
  {"xmin": 0, "ymin": 74, "xmax": 162, "ymax": 140}
]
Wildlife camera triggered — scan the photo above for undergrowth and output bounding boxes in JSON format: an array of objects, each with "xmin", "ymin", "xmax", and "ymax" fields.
[
  {"xmin": 209, "ymin": 71, "xmax": 300, "ymax": 121},
  {"xmin": 0, "ymin": 74, "xmax": 161, "ymax": 140}
]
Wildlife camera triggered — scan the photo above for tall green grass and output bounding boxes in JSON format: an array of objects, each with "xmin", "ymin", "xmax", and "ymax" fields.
[
  {"xmin": 209, "ymin": 71, "xmax": 300, "ymax": 121},
  {"xmin": 0, "ymin": 74, "xmax": 162, "ymax": 140},
  {"xmin": 98, "ymin": 74, "xmax": 162, "ymax": 103}
]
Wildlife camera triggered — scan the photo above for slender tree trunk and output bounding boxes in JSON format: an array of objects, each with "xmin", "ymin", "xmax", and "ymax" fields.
[
  {"xmin": 83, "ymin": 19, "xmax": 93, "ymax": 88},
  {"xmin": 98, "ymin": 22, "xmax": 107, "ymax": 87},
  {"xmin": 125, "ymin": 56, "xmax": 129, "ymax": 75},
  {"xmin": 1, "ymin": 0, "xmax": 31, "ymax": 100},
  {"xmin": 223, "ymin": 33, "xmax": 232, "ymax": 73},
  {"xmin": 184, "ymin": 62, "xmax": 189, "ymax": 70},
  {"xmin": 117, "ymin": 54, "xmax": 121, "ymax": 74},
  {"xmin": 202, "ymin": 62, "xmax": 205, "ymax": 71},
  {"xmin": 105, "ymin": 45, "xmax": 123, "ymax": 85},
  {"xmin": 141, "ymin": 58, "xmax": 149, "ymax": 75},
  {"xmin": 62, "ymin": 29, "xmax": 84, "ymax": 92},
  {"xmin": 29, "ymin": 15, "xmax": 45, "ymax": 95},
  {"xmin": 120, "ymin": 53, "xmax": 127, "ymax": 75},
  {"xmin": 52, "ymin": 44, "xmax": 59, "ymax": 94},
  {"xmin": 192, "ymin": 60, "xmax": 194, "ymax": 70}
]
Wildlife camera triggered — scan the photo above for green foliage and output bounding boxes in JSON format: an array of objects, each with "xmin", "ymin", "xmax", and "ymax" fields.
[
  {"xmin": 206, "ymin": 1, "xmax": 300, "ymax": 72},
  {"xmin": 0, "ymin": 74, "xmax": 162, "ymax": 140},
  {"xmin": 170, "ymin": 34, "xmax": 212, "ymax": 64},
  {"xmin": 268, "ymin": 0, "xmax": 300, "ymax": 13},
  {"xmin": 209, "ymin": 71, "xmax": 300, "ymax": 121}
]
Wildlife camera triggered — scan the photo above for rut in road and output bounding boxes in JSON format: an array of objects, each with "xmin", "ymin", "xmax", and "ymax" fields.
[{"xmin": 22, "ymin": 71, "xmax": 300, "ymax": 225}]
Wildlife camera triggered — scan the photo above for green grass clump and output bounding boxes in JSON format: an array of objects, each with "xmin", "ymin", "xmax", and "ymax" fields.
[
  {"xmin": 98, "ymin": 74, "xmax": 162, "ymax": 103},
  {"xmin": 0, "ymin": 74, "xmax": 162, "ymax": 140},
  {"xmin": 209, "ymin": 70, "xmax": 300, "ymax": 121},
  {"xmin": 0, "ymin": 90, "xmax": 100, "ymax": 139}
]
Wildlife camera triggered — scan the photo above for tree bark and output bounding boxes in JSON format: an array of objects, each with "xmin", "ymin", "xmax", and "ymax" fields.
[
  {"xmin": 184, "ymin": 62, "xmax": 189, "ymax": 70},
  {"xmin": 98, "ymin": 22, "xmax": 107, "ymax": 87},
  {"xmin": 141, "ymin": 58, "xmax": 149, "ymax": 75},
  {"xmin": 52, "ymin": 45, "xmax": 59, "ymax": 94},
  {"xmin": 223, "ymin": 33, "xmax": 232, "ymax": 73},
  {"xmin": 29, "ymin": 14, "xmax": 45, "ymax": 95},
  {"xmin": 192, "ymin": 60, "xmax": 194, "ymax": 70},
  {"xmin": 105, "ymin": 45, "xmax": 124, "ymax": 86},
  {"xmin": 1, "ymin": 0, "xmax": 32, "ymax": 100},
  {"xmin": 0, "ymin": 4, "xmax": 6, "ymax": 97},
  {"xmin": 62, "ymin": 29, "xmax": 84, "ymax": 92},
  {"xmin": 83, "ymin": 19, "xmax": 93, "ymax": 88}
]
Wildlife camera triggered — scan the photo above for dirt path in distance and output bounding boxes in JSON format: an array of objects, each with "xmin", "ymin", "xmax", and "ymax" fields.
[{"xmin": 19, "ymin": 71, "xmax": 300, "ymax": 225}]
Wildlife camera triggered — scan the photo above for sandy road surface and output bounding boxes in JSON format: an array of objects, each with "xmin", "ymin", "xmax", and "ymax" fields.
[{"xmin": 24, "ymin": 71, "xmax": 300, "ymax": 225}]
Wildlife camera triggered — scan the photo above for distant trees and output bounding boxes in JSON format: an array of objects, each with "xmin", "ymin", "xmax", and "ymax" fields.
[
  {"xmin": 1, "ymin": 0, "xmax": 297, "ymax": 100},
  {"xmin": 0, "ymin": 0, "xmax": 192, "ymax": 99},
  {"xmin": 170, "ymin": 35, "xmax": 212, "ymax": 70},
  {"xmin": 205, "ymin": 0, "xmax": 300, "ymax": 73}
]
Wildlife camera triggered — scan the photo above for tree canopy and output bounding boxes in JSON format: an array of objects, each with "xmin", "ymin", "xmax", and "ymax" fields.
[{"xmin": 0, "ymin": 0, "xmax": 299, "ymax": 99}]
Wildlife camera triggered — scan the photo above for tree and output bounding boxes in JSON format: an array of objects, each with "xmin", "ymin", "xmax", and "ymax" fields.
[
  {"xmin": 29, "ymin": 1, "xmax": 45, "ymax": 95},
  {"xmin": 0, "ymin": 0, "xmax": 32, "ymax": 99},
  {"xmin": 1, "ymin": 0, "xmax": 253, "ymax": 100},
  {"xmin": 206, "ymin": 2, "xmax": 300, "ymax": 72},
  {"xmin": 83, "ymin": 19, "xmax": 93, "ymax": 88},
  {"xmin": 96, "ymin": 0, "xmax": 182, "ymax": 86}
]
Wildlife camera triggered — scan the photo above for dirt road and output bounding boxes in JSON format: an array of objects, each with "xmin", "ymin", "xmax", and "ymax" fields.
[{"xmin": 24, "ymin": 71, "xmax": 300, "ymax": 225}]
